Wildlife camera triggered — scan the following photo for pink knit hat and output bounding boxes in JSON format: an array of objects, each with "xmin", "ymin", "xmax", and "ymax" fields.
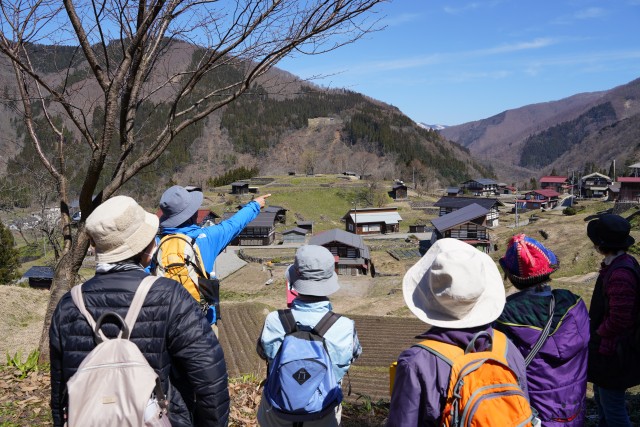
[{"xmin": 499, "ymin": 234, "xmax": 559, "ymax": 286}]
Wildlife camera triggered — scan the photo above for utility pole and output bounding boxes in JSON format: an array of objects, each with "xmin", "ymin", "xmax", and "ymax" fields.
[
  {"xmin": 515, "ymin": 186, "xmax": 519, "ymax": 228},
  {"xmin": 353, "ymin": 202, "xmax": 358, "ymax": 235}
]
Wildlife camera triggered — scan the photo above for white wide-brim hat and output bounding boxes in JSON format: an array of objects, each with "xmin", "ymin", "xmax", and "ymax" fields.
[
  {"xmin": 403, "ymin": 238, "xmax": 505, "ymax": 329},
  {"xmin": 86, "ymin": 196, "xmax": 159, "ymax": 263}
]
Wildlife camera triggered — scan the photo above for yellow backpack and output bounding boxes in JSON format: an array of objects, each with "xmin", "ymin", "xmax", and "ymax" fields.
[{"xmin": 153, "ymin": 234, "xmax": 220, "ymax": 322}]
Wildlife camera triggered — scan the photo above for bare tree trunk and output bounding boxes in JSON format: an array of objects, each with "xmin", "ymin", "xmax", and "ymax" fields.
[{"xmin": 38, "ymin": 228, "xmax": 90, "ymax": 363}]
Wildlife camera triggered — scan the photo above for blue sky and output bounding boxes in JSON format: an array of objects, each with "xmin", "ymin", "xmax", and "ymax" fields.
[{"xmin": 278, "ymin": 0, "xmax": 640, "ymax": 126}]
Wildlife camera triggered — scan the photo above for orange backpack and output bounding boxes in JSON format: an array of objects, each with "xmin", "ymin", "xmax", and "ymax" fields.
[{"xmin": 415, "ymin": 330, "xmax": 537, "ymax": 427}]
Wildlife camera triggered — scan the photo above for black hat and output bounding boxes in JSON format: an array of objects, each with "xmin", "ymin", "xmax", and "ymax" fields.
[{"xmin": 587, "ymin": 214, "xmax": 635, "ymax": 250}]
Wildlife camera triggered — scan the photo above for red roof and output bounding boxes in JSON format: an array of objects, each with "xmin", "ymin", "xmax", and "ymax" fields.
[
  {"xmin": 529, "ymin": 189, "xmax": 561, "ymax": 198},
  {"xmin": 539, "ymin": 176, "xmax": 567, "ymax": 183},
  {"xmin": 618, "ymin": 177, "xmax": 640, "ymax": 183}
]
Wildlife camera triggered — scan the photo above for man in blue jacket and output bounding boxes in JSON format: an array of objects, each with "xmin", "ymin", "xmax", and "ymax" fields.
[{"xmin": 157, "ymin": 185, "xmax": 270, "ymax": 330}]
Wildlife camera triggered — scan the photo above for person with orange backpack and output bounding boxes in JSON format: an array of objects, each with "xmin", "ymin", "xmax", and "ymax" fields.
[{"xmin": 387, "ymin": 238, "xmax": 538, "ymax": 427}]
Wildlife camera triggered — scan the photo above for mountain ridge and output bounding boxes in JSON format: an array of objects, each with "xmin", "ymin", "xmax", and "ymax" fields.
[{"xmin": 439, "ymin": 77, "xmax": 640, "ymax": 182}]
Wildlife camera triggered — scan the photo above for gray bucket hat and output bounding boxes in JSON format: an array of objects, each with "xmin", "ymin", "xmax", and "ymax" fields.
[
  {"xmin": 285, "ymin": 245, "xmax": 340, "ymax": 297},
  {"xmin": 159, "ymin": 185, "xmax": 204, "ymax": 228}
]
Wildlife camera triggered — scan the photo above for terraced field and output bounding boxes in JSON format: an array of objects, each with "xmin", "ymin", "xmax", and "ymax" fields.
[{"xmin": 218, "ymin": 302, "xmax": 426, "ymax": 401}]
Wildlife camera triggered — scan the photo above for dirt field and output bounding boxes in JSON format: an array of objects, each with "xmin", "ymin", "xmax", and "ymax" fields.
[{"xmin": 0, "ymin": 286, "xmax": 49, "ymax": 360}]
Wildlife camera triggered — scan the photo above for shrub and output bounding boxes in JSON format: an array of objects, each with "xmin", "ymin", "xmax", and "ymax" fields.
[{"xmin": 563, "ymin": 207, "xmax": 577, "ymax": 216}]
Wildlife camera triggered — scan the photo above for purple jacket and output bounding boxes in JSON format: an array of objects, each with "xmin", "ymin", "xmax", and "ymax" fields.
[
  {"xmin": 496, "ymin": 287, "xmax": 589, "ymax": 427},
  {"xmin": 386, "ymin": 326, "xmax": 528, "ymax": 427}
]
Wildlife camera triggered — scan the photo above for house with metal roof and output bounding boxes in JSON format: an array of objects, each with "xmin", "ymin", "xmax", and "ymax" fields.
[
  {"xmin": 309, "ymin": 228, "xmax": 371, "ymax": 276},
  {"xmin": 296, "ymin": 220, "xmax": 314, "ymax": 234},
  {"xmin": 434, "ymin": 196, "xmax": 503, "ymax": 227},
  {"xmin": 617, "ymin": 177, "xmax": 640, "ymax": 202},
  {"xmin": 282, "ymin": 227, "xmax": 307, "ymax": 244},
  {"xmin": 431, "ymin": 204, "xmax": 491, "ymax": 253},
  {"xmin": 264, "ymin": 205, "xmax": 288, "ymax": 224},
  {"xmin": 230, "ymin": 181, "xmax": 250, "ymax": 194},
  {"xmin": 461, "ymin": 178, "xmax": 498, "ymax": 196},
  {"xmin": 580, "ymin": 172, "xmax": 612, "ymax": 198},
  {"xmin": 539, "ymin": 176, "xmax": 569, "ymax": 193},
  {"xmin": 342, "ymin": 207, "xmax": 403, "ymax": 235},
  {"xmin": 446, "ymin": 186, "xmax": 463, "ymax": 197},
  {"xmin": 389, "ymin": 182, "xmax": 408, "ymax": 200},
  {"xmin": 22, "ymin": 266, "xmax": 55, "ymax": 289},
  {"xmin": 230, "ymin": 211, "xmax": 277, "ymax": 246},
  {"xmin": 518, "ymin": 189, "xmax": 561, "ymax": 210}
]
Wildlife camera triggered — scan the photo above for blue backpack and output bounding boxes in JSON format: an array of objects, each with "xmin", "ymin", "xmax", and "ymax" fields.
[{"xmin": 264, "ymin": 309, "xmax": 343, "ymax": 421}]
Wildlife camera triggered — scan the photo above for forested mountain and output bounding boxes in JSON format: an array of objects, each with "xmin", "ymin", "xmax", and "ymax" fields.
[
  {"xmin": 0, "ymin": 42, "xmax": 490, "ymax": 208},
  {"xmin": 439, "ymin": 77, "xmax": 640, "ymax": 182}
]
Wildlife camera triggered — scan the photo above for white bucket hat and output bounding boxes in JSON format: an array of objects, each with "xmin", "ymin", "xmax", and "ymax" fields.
[
  {"xmin": 403, "ymin": 238, "xmax": 505, "ymax": 329},
  {"xmin": 86, "ymin": 196, "xmax": 159, "ymax": 263}
]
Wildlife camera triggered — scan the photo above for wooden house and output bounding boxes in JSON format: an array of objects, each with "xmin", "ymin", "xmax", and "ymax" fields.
[
  {"xmin": 461, "ymin": 179, "xmax": 498, "ymax": 196},
  {"xmin": 264, "ymin": 205, "xmax": 287, "ymax": 224},
  {"xmin": 617, "ymin": 177, "xmax": 640, "ymax": 202},
  {"xmin": 309, "ymin": 228, "xmax": 371, "ymax": 276},
  {"xmin": 433, "ymin": 196, "xmax": 503, "ymax": 227},
  {"xmin": 342, "ymin": 207, "xmax": 403, "ymax": 235},
  {"xmin": 230, "ymin": 181, "xmax": 250, "ymax": 195},
  {"xmin": 446, "ymin": 187, "xmax": 463, "ymax": 197},
  {"xmin": 22, "ymin": 266, "xmax": 54, "ymax": 289},
  {"xmin": 296, "ymin": 220, "xmax": 314, "ymax": 234},
  {"xmin": 389, "ymin": 182, "xmax": 408, "ymax": 200},
  {"xmin": 580, "ymin": 172, "xmax": 612, "ymax": 198},
  {"xmin": 282, "ymin": 227, "xmax": 307, "ymax": 244},
  {"xmin": 518, "ymin": 189, "xmax": 561, "ymax": 210},
  {"xmin": 431, "ymin": 203, "xmax": 491, "ymax": 253},
  {"xmin": 232, "ymin": 211, "xmax": 277, "ymax": 246},
  {"xmin": 409, "ymin": 223, "xmax": 429, "ymax": 233},
  {"xmin": 539, "ymin": 176, "xmax": 568, "ymax": 193}
]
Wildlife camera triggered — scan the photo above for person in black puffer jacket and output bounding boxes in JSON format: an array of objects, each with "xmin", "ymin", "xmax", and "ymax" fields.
[{"xmin": 49, "ymin": 195, "xmax": 230, "ymax": 427}]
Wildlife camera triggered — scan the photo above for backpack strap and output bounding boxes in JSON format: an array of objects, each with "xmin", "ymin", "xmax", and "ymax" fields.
[
  {"xmin": 313, "ymin": 311, "xmax": 342, "ymax": 337},
  {"xmin": 124, "ymin": 275, "xmax": 160, "ymax": 334},
  {"xmin": 70, "ymin": 284, "xmax": 107, "ymax": 343},
  {"xmin": 278, "ymin": 309, "xmax": 298, "ymax": 334},
  {"xmin": 524, "ymin": 293, "xmax": 555, "ymax": 367},
  {"xmin": 157, "ymin": 234, "xmax": 209, "ymax": 279},
  {"xmin": 414, "ymin": 339, "xmax": 464, "ymax": 366}
]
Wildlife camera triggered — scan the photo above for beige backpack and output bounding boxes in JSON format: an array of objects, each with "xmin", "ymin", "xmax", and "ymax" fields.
[{"xmin": 66, "ymin": 276, "xmax": 171, "ymax": 427}]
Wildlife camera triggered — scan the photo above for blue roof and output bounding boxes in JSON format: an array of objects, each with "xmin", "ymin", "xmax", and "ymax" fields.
[
  {"xmin": 431, "ymin": 203, "xmax": 489, "ymax": 231},
  {"xmin": 22, "ymin": 266, "xmax": 54, "ymax": 279}
]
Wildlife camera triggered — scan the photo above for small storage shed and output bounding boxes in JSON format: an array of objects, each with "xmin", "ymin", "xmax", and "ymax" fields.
[
  {"xmin": 282, "ymin": 227, "xmax": 307, "ymax": 244},
  {"xmin": 22, "ymin": 266, "xmax": 54, "ymax": 289}
]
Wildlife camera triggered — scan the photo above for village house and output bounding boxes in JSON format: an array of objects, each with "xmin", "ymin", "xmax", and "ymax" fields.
[
  {"xmin": 430, "ymin": 203, "xmax": 491, "ymax": 253},
  {"xmin": 309, "ymin": 228, "xmax": 371, "ymax": 276},
  {"xmin": 296, "ymin": 220, "xmax": 314, "ymax": 234},
  {"xmin": 445, "ymin": 187, "xmax": 463, "ymax": 197},
  {"xmin": 539, "ymin": 176, "xmax": 569, "ymax": 193},
  {"xmin": 461, "ymin": 178, "xmax": 498, "ymax": 196},
  {"xmin": 617, "ymin": 177, "xmax": 640, "ymax": 202},
  {"xmin": 409, "ymin": 223, "xmax": 429, "ymax": 233},
  {"xmin": 580, "ymin": 172, "xmax": 612, "ymax": 198},
  {"xmin": 21, "ymin": 266, "xmax": 55, "ymax": 289},
  {"xmin": 225, "ymin": 211, "xmax": 277, "ymax": 246},
  {"xmin": 517, "ymin": 189, "xmax": 561, "ymax": 210},
  {"xmin": 342, "ymin": 207, "xmax": 403, "ymax": 235},
  {"xmin": 433, "ymin": 196, "xmax": 503, "ymax": 227},
  {"xmin": 230, "ymin": 181, "xmax": 250, "ymax": 195},
  {"xmin": 388, "ymin": 181, "xmax": 408, "ymax": 200},
  {"xmin": 282, "ymin": 227, "xmax": 307, "ymax": 244},
  {"xmin": 264, "ymin": 205, "xmax": 287, "ymax": 224}
]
